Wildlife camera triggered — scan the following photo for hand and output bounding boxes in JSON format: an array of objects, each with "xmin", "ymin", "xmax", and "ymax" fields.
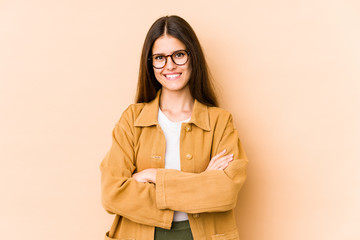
[
  {"xmin": 132, "ymin": 168, "xmax": 157, "ymax": 184},
  {"xmin": 205, "ymin": 149, "xmax": 233, "ymax": 171}
]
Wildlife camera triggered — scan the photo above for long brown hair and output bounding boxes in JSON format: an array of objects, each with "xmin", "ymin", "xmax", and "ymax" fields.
[{"xmin": 135, "ymin": 15, "xmax": 218, "ymax": 107}]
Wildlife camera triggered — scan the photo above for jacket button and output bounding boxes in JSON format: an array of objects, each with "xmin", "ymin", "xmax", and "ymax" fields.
[
  {"xmin": 186, "ymin": 125, "xmax": 192, "ymax": 132},
  {"xmin": 193, "ymin": 213, "xmax": 200, "ymax": 219},
  {"xmin": 186, "ymin": 153, "xmax": 193, "ymax": 160}
]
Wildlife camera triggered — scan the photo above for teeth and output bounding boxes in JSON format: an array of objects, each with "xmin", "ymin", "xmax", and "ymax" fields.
[{"xmin": 165, "ymin": 74, "xmax": 180, "ymax": 79}]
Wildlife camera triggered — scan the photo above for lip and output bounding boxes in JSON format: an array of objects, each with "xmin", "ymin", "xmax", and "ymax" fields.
[{"xmin": 163, "ymin": 72, "xmax": 182, "ymax": 80}]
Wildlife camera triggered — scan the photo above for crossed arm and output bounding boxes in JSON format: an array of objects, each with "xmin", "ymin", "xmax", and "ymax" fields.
[
  {"xmin": 100, "ymin": 110, "xmax": 248, "ymax": 229},
  {"xmin": 133, "ymin": 149, "xmax": 234, "ymax": 183}
]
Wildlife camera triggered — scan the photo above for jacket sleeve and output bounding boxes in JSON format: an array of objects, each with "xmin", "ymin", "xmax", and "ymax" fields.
[
  {"xmin": 100, "ymin": 107, "xmax": 173, "ymax": 229},
  {"xmin": 155, "ymin": 113, "xmax": 248, "ymax": 213}
]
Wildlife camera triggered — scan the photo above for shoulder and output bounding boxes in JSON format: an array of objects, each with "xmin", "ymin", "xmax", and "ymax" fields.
[
  {"xmin": 115, "ymin": 103, "xmax": 146, "ymax": 126},
  {"xmin": 207, "ymin": 106, "xmax": 233, "ymax": 122},
  {"xmin": 205, "ymin": 105, "xmax": 237, "ymax": 134}
]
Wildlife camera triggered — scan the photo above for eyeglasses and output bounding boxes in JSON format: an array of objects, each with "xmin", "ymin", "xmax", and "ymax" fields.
[{"xmin": 149, "ymin": 50, "xmax": 190, "ymax": 69}]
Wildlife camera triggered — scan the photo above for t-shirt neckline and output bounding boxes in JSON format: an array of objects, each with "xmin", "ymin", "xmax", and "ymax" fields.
[{"xmin": 158, "ymin": 108, "xmax": 191, "ymax": 128}]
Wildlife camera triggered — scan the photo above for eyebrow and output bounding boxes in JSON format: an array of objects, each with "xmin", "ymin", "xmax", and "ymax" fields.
[{"xmin": 152, "ymin": 49, "xmax": 185, "ymax": 55}]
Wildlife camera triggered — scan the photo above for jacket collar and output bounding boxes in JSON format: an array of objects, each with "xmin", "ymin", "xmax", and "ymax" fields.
[{"xmin": 134, "ymin": 89, "xmax": 211, "ymax": 131}]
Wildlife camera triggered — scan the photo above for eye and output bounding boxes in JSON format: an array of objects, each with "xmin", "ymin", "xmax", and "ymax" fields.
[
  {"xmin": 153, "ymin": 55, "xmax": 164, "ymax": 61},
  {"xmin": 174, "ymin": 52, "xmax": 185, "ymax": 58}
]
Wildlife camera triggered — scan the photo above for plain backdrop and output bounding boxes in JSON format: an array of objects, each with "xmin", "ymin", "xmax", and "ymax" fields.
[{"xmin": 0, "ymin": 0, "xmax": 359, "ymax": 239}]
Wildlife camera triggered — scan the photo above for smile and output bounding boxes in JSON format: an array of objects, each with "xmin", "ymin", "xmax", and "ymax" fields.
[{"xmin": 164, "ymin": 73, "xmax": 181, "ymax": 80}]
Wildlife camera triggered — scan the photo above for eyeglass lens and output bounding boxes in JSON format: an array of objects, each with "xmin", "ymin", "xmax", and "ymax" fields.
[{"xmin": 152, "ymin": 50, "xmax": 189, "ymax": 69}]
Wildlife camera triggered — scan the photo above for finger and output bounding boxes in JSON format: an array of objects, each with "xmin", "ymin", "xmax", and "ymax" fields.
[
  {"xmin": 207, "ymin": 156, "xmax": 233, "ymax": 171},
  {"xmin": 208, "ymin": 150, "xmax": 228, "ymax": 167},
  {"xmin": 207, "ymin": 150, "xmax": 230, "ymax": 171},
  {"xmin": 217, "ymin": 156, "xmax": 234, "ymax": 170},
  {"xmin": 211, "ymin": 149, "xmax": 227, "ymax": 161},
  {"xmin": 211, "ymin": 153, "xmax": 233, "ymax": 166},
  {"xmin": 210, "ymin": 153, "xmax": 233, "ymax": 167},
  {"xmin": 218, "ymin": 162, "xmax": 229, "ymax": 170},
  {"xmin": 132, "ymin": 173, "xmax": 145, "ymax": 183},
  {"xmin": 134, "ymin": 176, "xmax": 148, "ymax": 183},
  {"xmin": 207, "ymin": 153, "xmax": 233, "ymax": 170},
  {"xmin": 212, "ymin": 154, "xmax": 233, "ymax": 169}
]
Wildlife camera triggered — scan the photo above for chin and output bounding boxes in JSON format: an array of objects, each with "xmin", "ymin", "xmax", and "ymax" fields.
[
  {"xmin": 162, "ymin": 83, "xmax": 188, "ymax": 92},
  {"xmin": 159, "ymin": 79, "xmax": 187, "ymax": 91},
  {"xmin": 164, "ymin": 86, "xmax": 185, "ymax": 92}
]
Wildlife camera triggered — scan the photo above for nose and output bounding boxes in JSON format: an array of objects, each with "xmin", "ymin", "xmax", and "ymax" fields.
[{"xmin": 165, "ymin": 55, "xmax": 176, "ymax": 70}]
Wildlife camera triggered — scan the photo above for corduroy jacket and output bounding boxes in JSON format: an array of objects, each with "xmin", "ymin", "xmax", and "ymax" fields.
[{"xmin": 100, "ymin": 90, "xmax": 248, "ymax": 240}]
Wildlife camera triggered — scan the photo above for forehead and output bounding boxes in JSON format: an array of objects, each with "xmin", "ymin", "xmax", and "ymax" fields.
[{"xmin": 152, "ymin": 35, "xmax": 186, "ymax": 54}]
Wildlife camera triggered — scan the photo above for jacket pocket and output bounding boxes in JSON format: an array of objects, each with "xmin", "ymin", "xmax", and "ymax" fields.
[
  {"xmin": 211, "ymin": 229, "xmax": 239, "ymax": 240},
  {"xmin": 104, "ymin": 231, "xmax": 135, "ymax": 240}
]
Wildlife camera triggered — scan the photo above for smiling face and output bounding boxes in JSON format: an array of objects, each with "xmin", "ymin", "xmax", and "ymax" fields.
[{"xmin": 151, "ymin": 35, "xmax": 191, "ymax": 93}]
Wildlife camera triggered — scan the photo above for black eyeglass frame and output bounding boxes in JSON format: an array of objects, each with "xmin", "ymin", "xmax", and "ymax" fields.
[{"xmin": 148, "ymin": 50, "xmax": 191, "ymax": 69}]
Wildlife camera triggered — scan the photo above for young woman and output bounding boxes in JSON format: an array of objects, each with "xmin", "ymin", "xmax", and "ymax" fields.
[{"xmin": 100, "ymin": 15, "xmax": 248, "ymax": 240}]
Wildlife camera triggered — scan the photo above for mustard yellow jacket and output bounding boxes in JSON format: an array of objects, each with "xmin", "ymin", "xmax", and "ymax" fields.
[{"xmin": 100, "ymin": 90, "xmax": 248, "ymax": 240}]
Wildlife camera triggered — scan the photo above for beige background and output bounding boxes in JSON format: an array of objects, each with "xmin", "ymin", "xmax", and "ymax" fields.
[{"xmin": 1, "ymin": 0, "xmax": 359, "ymax": 239}]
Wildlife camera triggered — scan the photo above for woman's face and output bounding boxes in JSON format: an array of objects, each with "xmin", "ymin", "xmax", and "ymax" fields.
[{"xmin": 151, "ymin": 35, "xmax": 191, "ymax": 93}]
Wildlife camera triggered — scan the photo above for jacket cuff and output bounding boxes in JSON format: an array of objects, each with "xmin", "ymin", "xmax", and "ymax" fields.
[
  {"xmin": 156, "ymin": 168, "xmax": 167, "ymax": 209},
  {"xmin": 159, "ymin": 209, "xmax": 173, "ymax": 229}
]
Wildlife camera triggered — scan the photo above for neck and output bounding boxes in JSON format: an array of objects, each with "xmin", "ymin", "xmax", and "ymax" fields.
[{"xmin": 159, "ymin": 87, "xmax": 194, "ymax": 113}]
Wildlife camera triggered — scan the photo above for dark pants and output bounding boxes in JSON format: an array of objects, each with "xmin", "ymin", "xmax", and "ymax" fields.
[{"xmin": 154, "ymin": 220, "xmax": 194, "ymax": 240}]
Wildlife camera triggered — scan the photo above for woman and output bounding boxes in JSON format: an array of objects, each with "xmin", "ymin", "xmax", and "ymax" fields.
[{"xmin": 100, "ymin": 15, "xmax": 248, "ymax": 240}]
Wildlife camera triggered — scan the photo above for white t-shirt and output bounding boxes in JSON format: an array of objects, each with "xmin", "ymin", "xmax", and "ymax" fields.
[{"xmin": 158, "ymin": 108, "xmax": 191, "ymax": 222}]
